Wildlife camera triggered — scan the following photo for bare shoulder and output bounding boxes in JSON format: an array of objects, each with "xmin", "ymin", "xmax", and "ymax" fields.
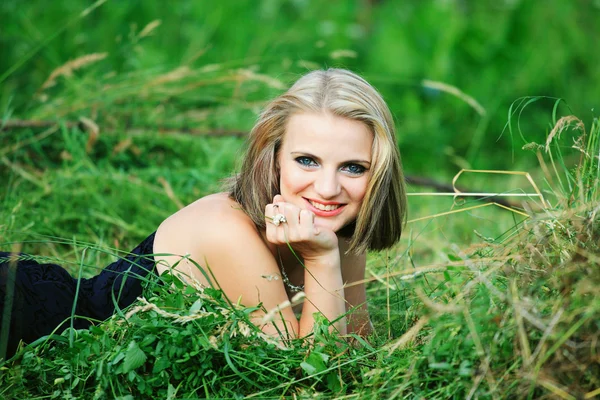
[
  {"xmin": 153, "ymin": 192, "xmax": 264, "ymax": 279},
  {"xmin": 153, "ymin": 193, "xmax": 296, "ymax": 334},
  {"xmin": 157, "ymin": 193, "xmax": 254, "ymax": 235}
]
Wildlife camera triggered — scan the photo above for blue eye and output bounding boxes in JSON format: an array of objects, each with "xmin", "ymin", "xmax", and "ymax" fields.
[
  {"xmin": 295, "ymin": 156, "xmax": 318, "ymax": 167},
  {"xmin": 343, "ymin": 164, "xmax": 367, "ymax": 175}
]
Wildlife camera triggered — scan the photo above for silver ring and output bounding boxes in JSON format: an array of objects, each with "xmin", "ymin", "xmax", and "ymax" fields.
[{"xmin": 272, "ymin": 213, "xmax": 287, "ymax": 226}]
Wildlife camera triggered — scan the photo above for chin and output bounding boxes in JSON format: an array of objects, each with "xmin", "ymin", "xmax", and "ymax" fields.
[{"xmin": 317, "ymin": 218, "xmax": 356, "ymax": 235}]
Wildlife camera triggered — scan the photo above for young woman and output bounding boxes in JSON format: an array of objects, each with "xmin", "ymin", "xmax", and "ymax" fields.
[{"xmin": 0, "ymin": 68, "xmax": 406, "ymax": 359}]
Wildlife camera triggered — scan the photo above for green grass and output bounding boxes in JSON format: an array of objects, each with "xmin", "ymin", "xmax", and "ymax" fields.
[
  {"xmin": 1, "ymin": 1, "xmax": 599, "ymax": 398},
  {"xmin": 2, "ymin": 90, "xmax": 599, "ymax": 399},
  {"xmin": 1, "ymin": 132, "xmax": 598, "ymax": 398}
]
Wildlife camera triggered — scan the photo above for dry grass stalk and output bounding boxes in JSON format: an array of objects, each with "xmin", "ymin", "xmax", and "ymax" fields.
[
  {"xmin": 79, "ymin": 0, "xmax": 107, "ymax": 17},
  {"xmin": 585, "ymin": 388, "xmax": 600, "ymax": 399},
  {"xmin": 261, "ymin": 292, "xmax": 305, "ymax": 325},
  {"xmin": 1, "ymin": 156, "xmax": 51, "ymax": 193},
  {"xmin": 386, "ymin": 316, "xmax": 429, "ymax": 354},
  {"xmin": 421, "ymin": 79, "xmax": 486, "ymax": 116},
  {"xmin": 530, "ymin": 307, "xmax": 564, "ymax": 365},
  {"xmin": 545, "ymin": 116, "xmax": 585, "ymax": 153},
  {"xmin": 0, "ymin": 124, "xmax": 59, "ymax": 158},
  {"xmin": 414, "ymin": 286, "xmax": 462, "ymax": 314},
  {"xmin": 463, "ymin": 309, "xmax": 499, "ymax": 396},
  {"xmin": 125, "ymin": 297, "xmax": 219, "ymax": 322},
  {"xmin": 534, "ymin": 375, "xmax": 576, "ymax": 400},
  {"xmin": 511, "ymin": 279, "xmax": 532, "ymax": 367},
  {"xmin": 329, "ymin": 49, "xmax": 357, "ymax": 59},
  {"xmin": 111, "ymin": 138, "xmax": 133, "ymax": 155},
  {"xmin": 237, "ymin": 69, "xmax": 286, "ymax": 90},
  {"xmin": 451, "ymin": 169, "xmax": 549, "ymax": 209},
  {"xmin": 138, "ymin": 20, "xmax": 161, "ymax": 38},
  {"xmin": 146, "ymin": 66, "xmax": 191, "ymax": 87},
  {"xmin": 40, "ymin": 53, "xmax": 108, "ymax": 90},
  {"xmin": 346, "ymin": 256, "xmax": 517, "ymax": 290},
  {"xmin": 157, "ymin": 176, "xmax": 185, "ymax": 209},
  {"xmin": 79, "ymin": 116, "xmax": 99, "ymax": 153}
]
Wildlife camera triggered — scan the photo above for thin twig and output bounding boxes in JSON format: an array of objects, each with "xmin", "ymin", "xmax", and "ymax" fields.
[{"xmin": 406, "ymin": 175, "xmax": 519, "ymax": 208}]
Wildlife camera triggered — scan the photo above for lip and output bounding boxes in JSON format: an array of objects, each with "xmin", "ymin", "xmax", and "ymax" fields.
[{"xmin": 303, "ymin": 197, "xmax": 346, "ymax": 217}]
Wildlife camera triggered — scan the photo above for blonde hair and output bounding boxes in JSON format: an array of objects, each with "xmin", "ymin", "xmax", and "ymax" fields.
[{"xmin": 228, "ymin": 68, "xmax": 406, "ymax": 254}]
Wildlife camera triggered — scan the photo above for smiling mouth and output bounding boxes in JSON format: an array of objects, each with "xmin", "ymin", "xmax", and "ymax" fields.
[{"xmin": 307, "ymin": 199, "xmax": 343, "ymax": 211}]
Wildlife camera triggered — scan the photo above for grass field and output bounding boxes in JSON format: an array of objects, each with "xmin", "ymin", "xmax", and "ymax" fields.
[{"xmin": 1, "ymin": 1, "xmax": 599, "ymax": 398}]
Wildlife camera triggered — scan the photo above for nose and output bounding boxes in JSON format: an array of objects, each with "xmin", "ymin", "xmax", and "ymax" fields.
[{"xmin": 314, "ymin": 169, "xmax": 341, "ymax": 199}]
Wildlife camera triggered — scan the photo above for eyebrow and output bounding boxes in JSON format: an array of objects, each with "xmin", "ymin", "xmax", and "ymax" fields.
[{"xmin": 290, "ymin": 151, "xmax": 371, "ymax": 167}]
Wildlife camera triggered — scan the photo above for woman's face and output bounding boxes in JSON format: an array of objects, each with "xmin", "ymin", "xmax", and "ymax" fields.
[{"xmin": 278, "ymin": 112, "xmax": 373, "ymax": 233}]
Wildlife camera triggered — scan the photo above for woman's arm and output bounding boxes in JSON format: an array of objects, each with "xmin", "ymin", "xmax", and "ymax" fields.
[
  {"xmin": 265, "ymin": 195, "xmax": 347, "ymax": 336},
  {"xmin": 154, "ymin": 207, "xmax": 300, "ymax": 337},
  {"xmin": 299, "ymin": 250, "xmax": 346, "ymax": 336},
  {"xmin": 339, "ymin": 246, "xmax": 372, "ymax": 336},
  {"xmin": 153, "ymin": 195, "xmax": 348, "ymax": 339}
]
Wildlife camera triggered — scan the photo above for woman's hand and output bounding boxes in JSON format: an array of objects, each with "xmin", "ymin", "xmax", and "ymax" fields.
[
  {"xmin": 265, "ymin": 195, "xmax": 339, "ymax": 263},
  {"xmin": 265, "ymin": 194, "xmax": 346, "ymax": 336}
]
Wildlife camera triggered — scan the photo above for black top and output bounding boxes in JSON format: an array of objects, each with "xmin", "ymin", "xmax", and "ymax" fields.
[{"xmin": 0, "ymin": 232, "xmax": 156, "ymax": 359}]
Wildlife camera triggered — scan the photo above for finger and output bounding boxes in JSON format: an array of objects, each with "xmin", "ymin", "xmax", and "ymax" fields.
[
  {"xmin": 273, "ymin": 194, "xmax": 284, "ymax": 204},
  {"xmin": 265, "ymin": 204, "xmax": 284, "ymax": 244},
  {"xmin": 274, "ymin": 204, "xmax": 293, "ymax": 242},
  {"xmin": 265, "ymin": 203, "xmax": 283, "ymax": 229},
  {"xmin": 265, "ymin": 203, "xmax": 276, "ymax": 220},
  {"xmin": 299, "ymin": 209, "xmax": 316, "ymax": 239}
]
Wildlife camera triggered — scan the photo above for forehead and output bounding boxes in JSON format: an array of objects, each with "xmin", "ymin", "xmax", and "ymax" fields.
[{"xmin": 282, "ymin": 112, "xmax": 373, "ymax": 159}]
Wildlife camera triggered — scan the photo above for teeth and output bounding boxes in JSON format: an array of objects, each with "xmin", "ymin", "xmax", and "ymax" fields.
[{"xmin": 309, "ymin": 200, "xmax": 341, "ymax": 211}]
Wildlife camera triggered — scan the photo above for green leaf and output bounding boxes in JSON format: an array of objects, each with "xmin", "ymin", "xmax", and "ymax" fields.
[
  {"xmin": 300, "ymin": 361, "xmax": 317, "ymax": 375},
  {"xmin": 300, "ymin": 351, "xmax": 329, "ymax": 376},
  {"xmin": 140, "ymin": 334, "xmax": 157, "ymax": 347},
  {"xmin": 95, "ymin": 359, "xmax": 104, "ymax": 380},
  {"xmin": 326, "ymin": 372, "xmax": 342, "ymax": 392},
  {"xmin": 446, "ymin": 253, "xmax": 461, "ymax": 262},
  {"xmin": 184, "ymin": 285, "xmax": 197, "ymax": 295},
  {"xmin": 429, "ymin": 362, "xmax": 452, "ymax": 370},
  {"xmin": 189, "ymin": 299, "xmax": 203, "ymax": 314},
  {"xmin": 111, "ymin": 351, "xmax": 125, "ymax": 366},
  {"xmin": 70, "ymin": 376, "xmax": 80, "ymax": 389},
  {"xmin": 122, "ymin": 341, "xmax": 147, "ymax": 373},
  {"xmin": 459, "ymin": 360, "xmax": 473, "ymax": 377},
  {"xmin": 152, "ymin": 356, "xmax": 171, "ymax": 374},
  {"xmin": 167, "ymin": 383, "xmax": 176, "ymax": 400},
  {"xmin": 171, "ymin": 275, "xmax": 184, "ymax": 289}
]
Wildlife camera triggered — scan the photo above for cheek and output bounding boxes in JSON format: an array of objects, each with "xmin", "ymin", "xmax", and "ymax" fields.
[
  {"xmin": 279, "ymin": 165, "xmax": 309, "ymax": 194},
  {"xmin": 348, "ymin": 177, "xmax": 369, "ymax": 203}
]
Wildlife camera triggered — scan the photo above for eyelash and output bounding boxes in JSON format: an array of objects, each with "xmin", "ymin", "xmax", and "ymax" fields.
[
  {"xmin": 295, "ymin": 156, "xmax": 318, "ymax": 167},
  {"xmin": 343, "ymin": 164, "xmax": 367, "ymax": 175},
  {"xmin": 294, "ymin": 157, "xmax": 367, "ymax": 175}
]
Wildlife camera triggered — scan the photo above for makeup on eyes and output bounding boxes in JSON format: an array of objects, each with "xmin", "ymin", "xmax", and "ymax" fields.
[{"xmin": 291, "ymin": 152, "xmax": 371, "ymax": 174}]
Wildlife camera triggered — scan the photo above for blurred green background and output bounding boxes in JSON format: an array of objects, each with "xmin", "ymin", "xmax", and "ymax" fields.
[
  {"xmin": 1, "ymin": 0, "xmax": 599, "ymax": 255},
  {"xmin": 0, "ymin": 0, "xmax": 600, "ymax": 173},
  {"xmin": 2, "ymin": 0, "xmax": 599, "ymax": 173}
]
